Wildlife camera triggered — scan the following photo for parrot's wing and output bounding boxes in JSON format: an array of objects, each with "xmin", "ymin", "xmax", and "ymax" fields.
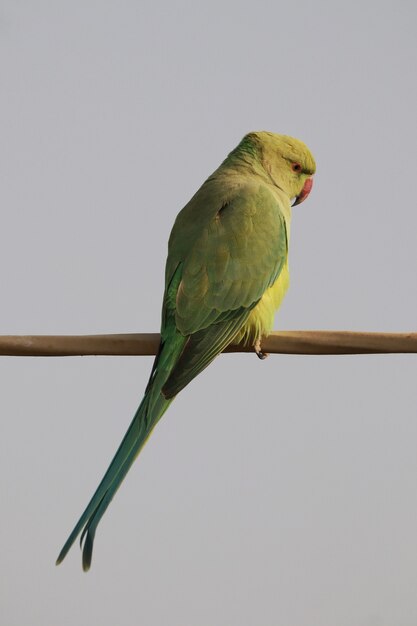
[{"xmin": 162, "ymin": 182, "xmax": 288, "ymax": 398}]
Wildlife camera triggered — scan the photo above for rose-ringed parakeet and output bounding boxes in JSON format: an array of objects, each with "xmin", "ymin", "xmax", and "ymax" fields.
[{"xmin": 56, "ymin": 131, "xmax": 316, "ymax": 570}]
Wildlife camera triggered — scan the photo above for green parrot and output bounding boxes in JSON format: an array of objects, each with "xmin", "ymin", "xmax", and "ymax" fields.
[{"xmin": 56, "ymin": 131, "xmax": 316, "ymax": 570}]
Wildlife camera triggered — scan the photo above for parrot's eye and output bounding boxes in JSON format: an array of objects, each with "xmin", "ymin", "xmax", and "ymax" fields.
[{"xmin": 291, "ymin": 162, "xmax": 302, "ymax": 173}]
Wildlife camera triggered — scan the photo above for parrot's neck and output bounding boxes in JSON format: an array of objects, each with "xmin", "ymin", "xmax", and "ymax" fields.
[
  {"xmin": 223, "ymin": 151, "xmax": 277, "ymax": 188},
  {"xmin": 221, "ymin": 153, "xmax": 292, "ymax": 232}
]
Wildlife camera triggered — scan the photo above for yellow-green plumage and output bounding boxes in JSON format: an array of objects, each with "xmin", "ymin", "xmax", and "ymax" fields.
[
  {"xmin": 236, "ymin": 262, "xmax": 290, "ymax": 346},
  {"xmin": 56, "ymin": 131, "xmax": 316, "ymax": 570}
]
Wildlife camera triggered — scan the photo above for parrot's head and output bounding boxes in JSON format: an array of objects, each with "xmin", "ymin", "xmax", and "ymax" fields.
[{"xmin": 238, "ymin": 131, "xmax": 316, "ymax": 206}]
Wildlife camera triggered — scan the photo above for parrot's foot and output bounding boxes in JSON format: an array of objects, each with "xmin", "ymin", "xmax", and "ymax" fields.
[{"xmin": 254, "ymin": 339, "xmax": 269, "ymax": 360}]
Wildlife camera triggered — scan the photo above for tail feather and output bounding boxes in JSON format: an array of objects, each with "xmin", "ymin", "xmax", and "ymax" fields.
[
  {"xmin": 56, "ymin": 333, "xmax": 185, "ymax": 570},
  {"xmin": 79, "ymin": 426, "xmax": 154, "ymax": 571},
  {"xmin": 56, "ymin": 395, "xmax": 159, "ymax": 568},
  {"xmin": 80, "ymin": 395, "xmax": 171, "ymax": 571}
]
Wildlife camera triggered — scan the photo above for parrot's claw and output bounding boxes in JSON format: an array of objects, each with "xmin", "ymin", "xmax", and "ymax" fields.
[{"xmin": 254, "ymin": 339, "xmax": 269, "ymax": 360}]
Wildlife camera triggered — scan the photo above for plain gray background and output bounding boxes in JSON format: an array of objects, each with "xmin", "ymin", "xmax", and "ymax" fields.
[{"xmin": 1, "ymin": 1, "xmax": 417, "ymax": 625}]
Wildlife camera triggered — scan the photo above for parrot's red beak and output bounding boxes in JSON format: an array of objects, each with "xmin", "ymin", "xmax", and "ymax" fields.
[{"xmin": 292, "ymin": 177, "xmax": 313, "ymax": 206}]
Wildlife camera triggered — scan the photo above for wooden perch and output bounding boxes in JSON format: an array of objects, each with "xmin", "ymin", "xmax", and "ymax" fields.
[{"xmin": 0, "ymin": 331, "xmax": 415, "ymax": 357}]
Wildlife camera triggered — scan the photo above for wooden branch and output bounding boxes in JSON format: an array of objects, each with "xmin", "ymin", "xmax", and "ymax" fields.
[{"xmin": 0, "ymin": 331, "xmax": 415, "ymax": 357}]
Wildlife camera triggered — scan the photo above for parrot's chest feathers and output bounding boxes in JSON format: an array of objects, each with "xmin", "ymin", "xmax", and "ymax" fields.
[{"xmin": 234, "ymin": 260, "xmax": 290, "ymax": 347}]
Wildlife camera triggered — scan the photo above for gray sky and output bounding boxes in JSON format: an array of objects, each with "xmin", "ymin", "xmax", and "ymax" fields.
[{"xmin": 1, "ymin": 1, "xmax": 417, "ymax": 625}]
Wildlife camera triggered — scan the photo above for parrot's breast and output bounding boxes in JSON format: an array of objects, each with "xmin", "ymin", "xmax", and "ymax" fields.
[{"xmin": 234, "ymin": 260, "xmax": 290, "ymax": 346}]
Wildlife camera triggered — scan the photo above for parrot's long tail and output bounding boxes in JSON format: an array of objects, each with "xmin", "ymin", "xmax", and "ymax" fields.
[{"xmin": 56, "ymin": 332, "xmax": 186, "ymax": 571}]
